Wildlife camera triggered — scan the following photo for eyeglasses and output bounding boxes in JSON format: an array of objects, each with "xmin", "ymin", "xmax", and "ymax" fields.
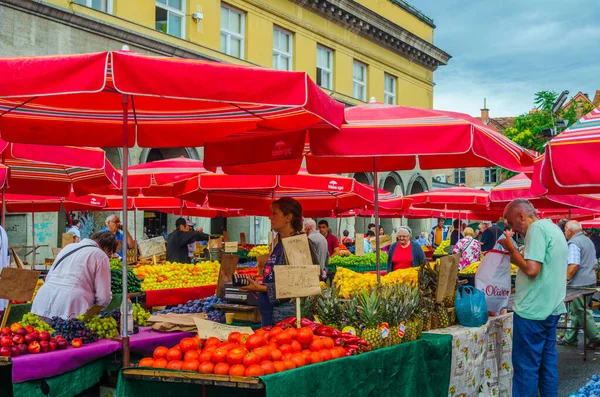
[
  {"xmin": 398, "ymin": 235, "xmax": 410, "ymax": 239},
  {"xmin": 109, "ymin": 220, "xmax": 121, "ymax": 224}
]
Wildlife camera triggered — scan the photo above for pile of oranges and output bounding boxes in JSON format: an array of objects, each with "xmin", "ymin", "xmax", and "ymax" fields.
[{"xmin": 137, "ymin": 327, "xmax": 347, "ymax": 377}]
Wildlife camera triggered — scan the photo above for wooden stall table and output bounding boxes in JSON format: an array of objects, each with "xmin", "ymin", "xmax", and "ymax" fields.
[{"xmin": 116, "ymin": 334, "xmax": 452, "ymax": 397}]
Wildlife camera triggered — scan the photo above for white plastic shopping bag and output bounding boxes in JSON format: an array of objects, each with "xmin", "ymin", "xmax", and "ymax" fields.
[{"xmin": 475, "ymin": 250, "xmax": 511, "ymax": 315}]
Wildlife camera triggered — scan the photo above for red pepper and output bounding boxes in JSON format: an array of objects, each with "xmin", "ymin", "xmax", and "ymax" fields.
[
  {"xmin": 344, "ymin": 343, "xmax": 360, "ymax": 350},
  {"xmin": 315, "ymin": 326, "xmax": 336, "ymax": 337},
  {"xmin": 275, "ymin": 317, "xmax": 297, "ymax": 328},
  {"xmin": 300, "ymin": 318, "xmax": 321, "ymax": 331},
  {"xmin": 356, "ymin": 338, "xmax": 370, "ymax": 346},
  {"xmin": 344, "ymin": 348, "xmax": 357, "ymax": 356},
  {"xmin": 341, "ymin": 336, "xmax": 360, "ymax": 344},
  {"xmin": 333, "ymin": 337, "xmax": 344, "ymax": 346}
]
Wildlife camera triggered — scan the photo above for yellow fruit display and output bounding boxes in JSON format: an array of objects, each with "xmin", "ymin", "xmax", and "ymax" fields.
[
  {"xmin": 333, "ymin": 267, "xmax": 418, "ymax": 299},
  {"xmin": 31, "ymin": 279, "xmax": 44, "ymax": 301},
  {"xmin": 132, "ymin": 261, "xmax": 220, "ymax": 291},
  {"xmin": 248, "ymin": 245, "xmax": 269, "ymax": 258},
  {"xmin": 459, "ymin": 261, "xmax": 519, "ymax": 275},
  {"xmin": 434, "ymin": 240, "xmax": 450, "ymax": 255}
]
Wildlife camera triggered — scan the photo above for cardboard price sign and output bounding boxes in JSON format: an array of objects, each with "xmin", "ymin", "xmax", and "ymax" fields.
[
  {"xmin": 281, "ymin": 234, "xmax": 313, "ymax": 266},
  {"xmin": 62, "ymin": 233, "xmax": 75, "ymax": 248},
  {"xmin": 224, "ymin": 241, "xmax": 238, "ymax": 253},
  {"xmin": 436, "ymin": 254, "xmax": 460, "ymax": 303},
  {"xmin": 274, "ymin": 265, "xmax": 320, "ymax": 299},
  {"xmin": 209, "ymin": 237, "xmax": 223, "ymax": 250},
  {"xmin": 355, "ymin": 233, "xmax": 364, "ymax": 256},
  {"xmin": 0, "ymin": 267, "xmax": 40, "ymax": 301},
  {"xmin": 137, "ymin": 237, "xmax": 167, "ymax": 259},
  {"xmin": 194, "ymin": 318, "xmax": 253, "ymax": 341}
]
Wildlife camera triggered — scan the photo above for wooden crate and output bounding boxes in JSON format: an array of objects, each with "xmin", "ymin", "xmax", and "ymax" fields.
[
  {"xmin": 121, "ymin": 368, "xmax": 264, "ymax": 389},
  {"xmin": 212, "ymin": 303, "xmax": 261, "ymax": 323}
]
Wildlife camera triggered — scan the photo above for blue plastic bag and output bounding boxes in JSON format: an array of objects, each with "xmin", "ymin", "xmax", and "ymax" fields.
[{"xmin": 455, "ymin": 285, "xmax": 488, "ymax": 327}]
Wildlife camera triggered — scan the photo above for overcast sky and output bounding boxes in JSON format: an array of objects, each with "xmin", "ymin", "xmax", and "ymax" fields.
[{"xmin": 407, "ymin": 0, "xmax": 600, "ymax": 118}]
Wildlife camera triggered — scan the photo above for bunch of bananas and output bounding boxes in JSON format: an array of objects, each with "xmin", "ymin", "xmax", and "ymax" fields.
[{"xmin": 434, "ymin": 240, "xmax": 450, "ymax": 255}]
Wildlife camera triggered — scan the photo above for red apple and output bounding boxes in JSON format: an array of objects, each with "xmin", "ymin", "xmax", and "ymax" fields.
[
  {"xmin": 0, "ymin": 327, "xmax": 10, "ymax": 336},
  {"xmin": 9, "ymin": 322, "xmax": 22, "ymax": 334},
  {"xmin": 50, "ymin": 337, "xmax": 57, "ymax": 344},
  {"xmin": 15, "ymin": 328, "xmax": 27, "ymax": 337},
  {"xmin": 30, "ymin": 331, "xmax": 39, "ymax": 341},
  {"xmin": 39, "ymin": 331, "xmax": 50, "ymax": 342},
  {"xmin": 49, "ymin": 341, "xmax": 57, "ymax": 351},
  {"xmin": 39, "ymin": 341, "xmax": 50, "ymax": 353},
  {"xmin": 57, "ymin": 339, "xmax": 68, "ymax": 350},
  {"xmin": 10, "ymin": 345, "xmax": 20, "ymax": 357},
  {"xmin": 25, "ymin": 325, "xmax": 35, "ymax": 334},
  {"xmin": 0, "ymin": 336, "xmax": 13, "ymax": 347},
  {"xmin": 17, "ymin": 344, "xmax": 28, "ymax": 355},
  {"xmin": 27, "ymin": 341, "xmax": 41, "ymax": 354},
  {"xmin": 71, "ymin": 338, "xmax": 83, "ymax": 348},
  {"xmin": 12, "ymin": 334, "xmax": 24, "ymax": 345},
  {"xmin": 24, "ymin": 334, "xmax": 36, "ymax": 345},
  {"xmin": 0, "ymin": 346, "xmax": 11, "ymax": 357}
]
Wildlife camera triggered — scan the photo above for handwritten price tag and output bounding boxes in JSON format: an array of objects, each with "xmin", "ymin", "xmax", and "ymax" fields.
[
  {"xmin": 274, "ymin": 265, "xmax": 321, "ymax": 299},
  {"xmin": 137, "ymin": 236, "xmax": 167, "ymax": 259},
  {"xmin": 281, "ymin": 234, "xmax": 313, "ymax": 266},
  {"xmin": 224, "ymin": 242, "xmax": 238, "ymax": 253},
  {"xmin": 193, "ymin": 318, "xmax": 253, "ymax": 341}
]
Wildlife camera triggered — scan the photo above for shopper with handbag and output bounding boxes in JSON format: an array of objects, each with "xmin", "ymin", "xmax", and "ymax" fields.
[{"xmin": 452, "ymin": 227, "xmax": 481, "ymax": 270}]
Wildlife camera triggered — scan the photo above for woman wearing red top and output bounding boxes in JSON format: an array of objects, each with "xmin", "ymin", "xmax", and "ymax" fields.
[{"xmin": 387, "ymin": 226, "xmax": 426, "ymax": 272}]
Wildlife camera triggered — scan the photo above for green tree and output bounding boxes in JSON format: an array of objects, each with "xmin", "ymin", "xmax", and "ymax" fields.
[{"xmin": 533, "ymin": 91, "xmax": 558, "ymax": 112}]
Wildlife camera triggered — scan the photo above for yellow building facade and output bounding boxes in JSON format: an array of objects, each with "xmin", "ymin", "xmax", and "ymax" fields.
[
  {"xmin": 0, "ymin": 0, "xmax": 450, "ymax": 249},
  {"xmin": 38, "ymin": 0, "xmax": 449, "ymax": 107}
]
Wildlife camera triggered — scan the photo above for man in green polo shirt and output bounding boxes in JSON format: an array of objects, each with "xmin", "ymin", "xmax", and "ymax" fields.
[{"xmin": 498, "ymin": 199, "xmax": 567, "ymax": 397}]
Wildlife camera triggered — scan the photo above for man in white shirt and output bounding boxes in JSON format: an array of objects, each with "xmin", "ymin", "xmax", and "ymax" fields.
[
  {"xmin": 66, "ymin": 219, "xmax": 81, "ymax": 242},
  {"xmin": 304, "ymin": 218, "xmax": 329, "ymax": 279}
]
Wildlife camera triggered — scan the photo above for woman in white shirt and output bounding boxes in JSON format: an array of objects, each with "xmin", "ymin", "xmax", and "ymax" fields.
[{"xmin": 32, "ymin": 231, "xmax": 117, "ymax": 319}]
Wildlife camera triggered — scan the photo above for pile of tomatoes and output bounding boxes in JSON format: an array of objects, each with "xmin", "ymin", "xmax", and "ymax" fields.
[{"xmin": 137, "ymin": 326, "xmax": 348, "ymax": 377}]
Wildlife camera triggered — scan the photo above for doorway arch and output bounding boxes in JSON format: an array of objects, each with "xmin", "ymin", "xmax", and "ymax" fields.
[
  {"xmin": 102, "ymin": 147, "xmax": 123, "ymax": 169},
  {"xmin": 139, "ymin": 147, "xmax": 200, "ymax": 164},
  {"xmin": 353, "ymin": 172, "xmax": 374, "ymax": 186},
  {"xmin": 382, "ymin": 172, "xmax": 405, "ymax": 234}
]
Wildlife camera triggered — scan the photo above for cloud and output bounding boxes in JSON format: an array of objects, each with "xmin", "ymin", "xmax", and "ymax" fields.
[{"xmin": 407, "ymin": 0, "xmax": 600, "ymax": 117}]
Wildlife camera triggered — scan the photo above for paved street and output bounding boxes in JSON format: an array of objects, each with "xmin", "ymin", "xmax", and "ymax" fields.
[{"xmin": 558, "ymin": 342, "xmax": 600, "ymax": 396}]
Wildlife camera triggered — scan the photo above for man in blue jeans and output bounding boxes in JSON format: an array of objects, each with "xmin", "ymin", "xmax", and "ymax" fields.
[{"xmin": 499, "ymin": 199, "xmax": 567, "ymax": 397}]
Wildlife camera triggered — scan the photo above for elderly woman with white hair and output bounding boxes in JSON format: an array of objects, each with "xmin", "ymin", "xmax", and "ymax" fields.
[{"xmin": 386, "ymin": 226, "xmax": 426, "ymax": 271}]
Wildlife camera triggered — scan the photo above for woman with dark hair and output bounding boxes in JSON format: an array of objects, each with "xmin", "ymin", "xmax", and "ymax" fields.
[
  {"xmin": 240, "ymin": 197, "xmax": 318, "ymax": 326},
  {"xmin": 32, "ymin": 231, "xmax": 117, "ymax": 319}
]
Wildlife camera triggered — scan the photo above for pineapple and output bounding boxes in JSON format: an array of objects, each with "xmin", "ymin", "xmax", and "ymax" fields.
[
  {"xmin": 435, "ymin": 302, "xmax": 450, "ymax": 329},
  {"xmin": 403, "ymin": 286, "xmax": 422, "ymax": 342},
  {"xmin": 357, "ymin": 288, "xmax": 384, "ymax": 349},
  {"xmin": 315, "ymin": 281, "xmax": 342, "ymax": 329},
  {"xmin": 341, "ymin": 294, "xmax": 361, "ymax": 331}
]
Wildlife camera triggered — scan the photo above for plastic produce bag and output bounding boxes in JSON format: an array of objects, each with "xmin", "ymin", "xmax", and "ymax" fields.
[
  {"xmin": 455, "ymin": 285, "xmax": 488, "ymax": 327},
  {"xmin": 475, "ymin": 250, "xmax": 511, "ymax": 315}
]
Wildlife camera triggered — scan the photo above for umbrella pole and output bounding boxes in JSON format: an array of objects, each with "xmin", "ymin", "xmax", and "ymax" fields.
[
  {"xmin": 31, "ymin": 203, "xmax": 35, "ymax": 267},
  {"xmin": 373, "ymin": 159, "xmax": 381, "ymax": 283},
  {"xmin": 1, "ymin": 153, "xmax": 5, "ymax": 228},
  {"xmin": 121, "ymin": 94, "xmax": 130, "ymax": 367},
  {"xmin": 133, "ymin": 210, "xmax": 137, "ymax": 242}
]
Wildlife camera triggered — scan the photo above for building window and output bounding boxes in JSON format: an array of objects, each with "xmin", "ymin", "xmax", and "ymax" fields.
[
  {"xmin": 384, "ymin": 73, "xmax": 397, "ymax": 105},
  {"xmin": 273, "ymin": 27, "xmax": 293, "ymax": 71},
  {"xmin": 352, "ymin": 61, "xmax": 367, "ymax": 101},
  {"xmin": 484, "ymin": 167, "xmax": 498, "ymax": 184},
  {"xmin": 316, "ymin": 45, "xmax": 333, "ymax": 90},
  {"xmin": 75, "ymin": 0, "xmax": 112, "ymax": 13},
  {"xmin": 155, "ymin": 0, "xmax": 185, "ymax": 38},
  {"xmin": 454, "ymin": 168, "xmax": 466, "ymax": 185},
  {"xmin": 220, "ymin": 4, "xmax": 245, "ymax": 59}
]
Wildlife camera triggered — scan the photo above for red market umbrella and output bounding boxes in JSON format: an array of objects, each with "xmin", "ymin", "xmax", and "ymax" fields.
[
  {"xmin": 533, "ymin": 106, "xmax": 600, "ymax": 194},
  {"xmin": 126, "ymin": 157, "xmax": 211, "ymax": 188},
  {"xmin": 0, "ymin": 51, "xmax": 344, "ymax": 148},
  {"xmin": 406, "ymin": 186, "xmax": 490, "ymax": 211},
  {"xmin": 0, "ymin": 50, "xmax": 344, "ymax": 348},
  {"xmin": 176, "ymin": 171, "xmax": 410, "ymax": 216},
  {"xmin": 491, "ymin": 173, "xmax": 600, "ymax": 212}
]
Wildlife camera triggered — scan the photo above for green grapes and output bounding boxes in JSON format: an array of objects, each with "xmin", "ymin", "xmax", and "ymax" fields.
[
  {"xmin": 20, "ymin": 312, "xmax": 55, "ymax": 333},
  {"xmin": 76, "ymin": 315, "xmax": 119, "ymax": 339},
  {"xmin": 110, "ymin": 258, "xmax": 122, "ymax": 271},
  {"xmin": 133, "ymin": 303, "xmax": 151, "ymax": 326}
]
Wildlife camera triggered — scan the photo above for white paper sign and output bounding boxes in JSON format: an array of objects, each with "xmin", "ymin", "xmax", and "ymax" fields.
[
  {"xmin": 194, "ymin": 318, "xmax": 253, "ymax": 341},
  {"xmin": 224, "ymin": 242, "xmax": 238, "ymax": 253},
  {"xmin": 274, "ymin": 265, "xmax": 321, "ymax": 299},
  {"xmin": 281, "ymin": 234, "xmax": 313, "ymax": 266},
  {"xmin": 137, "ymin": 236, "xmax": 167, "ymax": 259}
]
